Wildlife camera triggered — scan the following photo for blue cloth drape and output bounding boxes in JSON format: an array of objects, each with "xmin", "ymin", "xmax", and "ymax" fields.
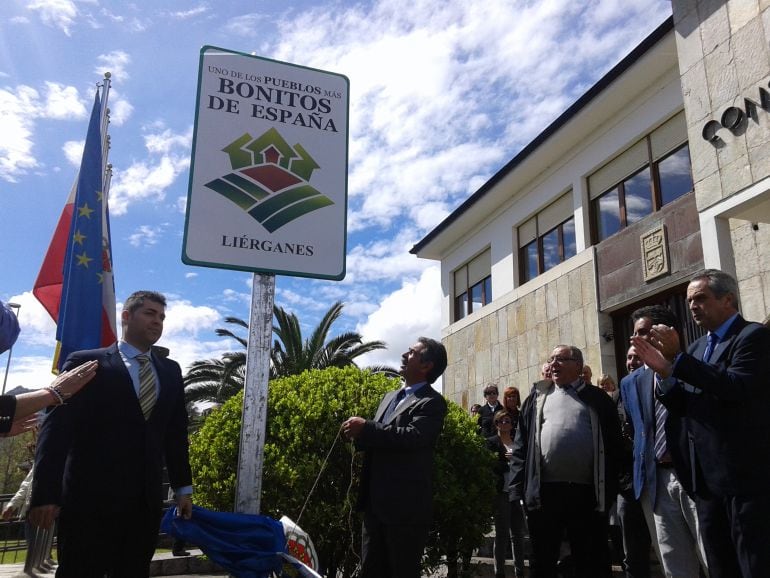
[{"xmin": 161, "ymin": 505, "xmax": 286, "ymax": 578}]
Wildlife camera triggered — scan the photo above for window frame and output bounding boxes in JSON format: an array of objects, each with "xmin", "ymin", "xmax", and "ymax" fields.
[
  {"xmin": 519, "ymin": 215, "xmax": 576, "ymax": 283},
  {"xmin": 591, "ymin": 138, "xmax": 693, "ymax": 244},
  {"xmin": 453, "ymin": 250, "xmax": 492, "ymax": 322}
]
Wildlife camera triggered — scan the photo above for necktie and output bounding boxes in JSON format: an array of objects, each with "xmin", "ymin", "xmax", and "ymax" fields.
[
  {"xmin": 136, "ymin": 354, "xmax": 157, "ymax": 420},
  {"xmin": 653, "ymin": 374, "xmax": 668, "ymax": 462},
  {"xmin": 703, "ymin": 333, "xmax": 719, "ymax": 362},
  {"xmin": 382, "ymin": 388, "xmax": 406, "ymax": 422}
]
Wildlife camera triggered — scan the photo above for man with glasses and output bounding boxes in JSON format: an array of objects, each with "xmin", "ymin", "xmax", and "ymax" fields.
[
  {"xmin": 633, "ymin": 270, "xmax": 770, "ymax": 578},
  {"xmin": 478, "ymin": 383, "xmax": 503, "ymax": 438},
  {"xmin": 510, "ymin": 345, "xmax": 626, "ymax": 578}
]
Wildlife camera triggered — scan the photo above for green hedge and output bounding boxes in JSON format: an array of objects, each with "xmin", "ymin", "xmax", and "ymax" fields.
[{"xmin": 190, "ymin": 366, "xmax": 495, "ymax": 576}]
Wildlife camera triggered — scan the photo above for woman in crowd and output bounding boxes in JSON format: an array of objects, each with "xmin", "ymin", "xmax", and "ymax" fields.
[{"xmin": 486, "ymin": 406, "xmax": 526, "ymax": 577}]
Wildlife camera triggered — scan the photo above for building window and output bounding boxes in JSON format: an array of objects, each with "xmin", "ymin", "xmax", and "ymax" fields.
[
  {"xmin": 589, "ymin": 112, "xmax": 693, "ymax": 243},
  {"xmin": 658, "ymin": 144, "xmax": 693, "ymax": 206},
  {"xmin": 518, "ymin": 193, "xmax": 576, "ymax": 283},
  {"xmin": 454, "ymin": 249, "xmax": 491, "ymax": 321}
]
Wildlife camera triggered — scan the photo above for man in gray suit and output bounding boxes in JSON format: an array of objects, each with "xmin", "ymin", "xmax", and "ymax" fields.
[{"xmin": 342, "ymin": 336, "xmax": 448, "ymax": 578}]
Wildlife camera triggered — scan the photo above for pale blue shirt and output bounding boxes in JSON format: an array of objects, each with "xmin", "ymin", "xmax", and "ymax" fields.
[{"xmin": 118, "ymin": 340, "xmax": 160, "ymax": 397}]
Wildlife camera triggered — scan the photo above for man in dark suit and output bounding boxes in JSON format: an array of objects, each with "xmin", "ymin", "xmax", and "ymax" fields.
[
  {"xmin": 621, "ymin": 306, "xmax": 706, "ymax": 577},
  {"xmin": 29, "ymin": 290, "xmax": 192, "ymax": 578},
  {"xmin": 342, "ymin": 337, "xmax": 448, "ymax": 578},
  {"xmin": 632, "ymin": 269, "xmax": 770, "ymax": 578},
  {"xmin": 477, "ymin": 383, "xmax": 503, "ymax": 437}
]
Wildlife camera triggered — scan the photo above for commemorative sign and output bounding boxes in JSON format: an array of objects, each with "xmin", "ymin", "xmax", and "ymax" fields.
[{"xmin": 183, "ymin": 46, "xmax": 349, "ymax": 280}]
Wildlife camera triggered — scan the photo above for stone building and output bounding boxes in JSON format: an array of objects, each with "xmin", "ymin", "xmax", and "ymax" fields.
[{"xmin": 411, "ymin": 1, "xmax": 770, "ymax": 408}]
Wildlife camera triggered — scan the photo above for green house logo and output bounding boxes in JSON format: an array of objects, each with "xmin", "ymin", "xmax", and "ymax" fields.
[{"xmin": 205, "ymin": 128, "xmax": 334, "ymax": 233}]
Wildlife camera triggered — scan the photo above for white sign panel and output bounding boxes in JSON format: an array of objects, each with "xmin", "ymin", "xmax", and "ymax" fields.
[{"xmin": 183, "ymin": 46, "xmax": 349, "ymax": 280}]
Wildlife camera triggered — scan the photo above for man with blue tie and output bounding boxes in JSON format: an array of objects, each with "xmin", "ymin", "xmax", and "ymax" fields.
[
  {"xmin": 633, "ymin": 269, "xmax": 770, "ymax": 578},
  {"xmin": 342, "ymin": 337, "xmax": 448, "ymax": 578},
  {"xmin": 29, "ymin": 290, "xmax": 192, "ymax": 578},
  {"xmin": 621, "ymin": 305, "xmax": 707, "ymax": 578}
]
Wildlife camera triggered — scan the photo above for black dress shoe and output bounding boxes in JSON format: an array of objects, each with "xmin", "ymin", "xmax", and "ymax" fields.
[{"xmin": 172, "ymin": 549, "xmax": 191, "ymax": 557}]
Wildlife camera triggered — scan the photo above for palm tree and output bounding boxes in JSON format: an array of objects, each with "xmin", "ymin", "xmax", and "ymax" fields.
[
  {"xmin": 271, "ymin": 301, "xmax": 392, "ymax": 378},
  {"xmin": 183, "ymin": 301, "xmax": 397, "ymax": 406}
]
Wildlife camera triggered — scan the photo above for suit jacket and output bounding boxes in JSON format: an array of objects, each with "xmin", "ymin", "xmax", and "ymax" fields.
[
  {"xmin": 660, "ymin": 315, "xmax": 770, "ymax": 497},
  {"xmin": 485, "ymin": 434, "xmax": 515, "ymax": 493},
  {"xmin": 355, "ymin": 384, "xmax": 447, "ymax": 525},
  {"xmin": 620, "ymin": 367, "xmax": 694, "ymax": 504},
  {"xmin": 478, "ymin": 401, "xmax": 503, "ymax": 438},
  {"xmin": 30, "ymin": 343, "xmax": 192, "ymax": 513}
]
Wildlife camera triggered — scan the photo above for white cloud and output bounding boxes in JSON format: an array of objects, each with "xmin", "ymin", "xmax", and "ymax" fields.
[
  {"xmin": 5, "ymin": 292, "xmax": 57, "ymax": 349},
  {"xmin": 222, "ymin": 289, "xmax": 250, "ymax": 305},
  {"xmin": 28, "ymin": 0, "xmax": 78, "ymax": 36},
  {"xmin": 63, "ymin": 140, "xmax": 85, "ymax": 166},
  {"xmin": 42, "ymin": 82, "xmax": 87, "ymax": 119},
  {"xmin": 109, "ymin": 126, "xmax": 192, "ymax": 215},
  {"xmin": 5, "ymin": 355, "xmax": 59, "ymax": 392},
  {"xmin": 0, "ymin": 86, "xmax": 40, "ymax": 182},
  {"xmin": 223, "ymin": 13, "xmax": 265, "ymax": 37},
  {"xmin": 356, "ymin": 265, "xmax": 442, "ymax": 370},
  {"xmin": 96, "ymin": 50, "xmax": 131, "ymax": 81},
  {"xmin": 185, "ymin": 272, "xmax": 198, "ymax": 279},
  {"xmin": 169, "ymin": 5, "xmax": 209, "ymax": 20},
  {"xmin": 344, "ymin": 230, "xmax": 432, "ymax": 284},
  {"xmin": 158, "ymin": 299, "xmax": 230, "ymax": 372},
  {"xmin": 265, "ymin": 0, "xmax": 669, "ymax": 239},
  {"xmin": 127, "ymin": 224, "xmax": 163, "ymax": 247}
]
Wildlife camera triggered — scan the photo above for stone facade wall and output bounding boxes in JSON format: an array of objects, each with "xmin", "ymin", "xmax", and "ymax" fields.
[
  {"xmin": 596, "ymin": 192, "xmax": 704, "ymax": 311},
  {"xmin": 442, "ymin": 260, "xmax": 602, "ymax": 409},
  {"xmin": 673, "ymin": 1, "xmax": 770, "ymax": 211},
  {"xmin": 731, "ymin": 219, "xmax": 770, "ymax": 321}
]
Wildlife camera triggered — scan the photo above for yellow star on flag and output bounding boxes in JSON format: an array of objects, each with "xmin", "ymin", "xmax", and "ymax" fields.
[
  {"xmin": 73, "ymin": 230, "xmax": 86, "ymax": 245},
  {"xmin": 96, "ymin": 190, "xmax": 103, "ymax": 202},
  {"xmin": 76, "ymin": 252, "xmax": 93, "ymax": 268},
  {"xmin": 78, "ymin": 203, "xmax": 95, "ymax": 219}
]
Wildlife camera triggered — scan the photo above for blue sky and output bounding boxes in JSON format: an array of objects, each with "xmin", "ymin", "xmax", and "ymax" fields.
[{"xmin": 1, "ymin": 0, "xmax": 672, "ymax": 390}]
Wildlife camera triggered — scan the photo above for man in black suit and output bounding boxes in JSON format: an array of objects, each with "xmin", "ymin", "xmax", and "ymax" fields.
[
  {"xmin": 632, "ymin": 269, "xmax": 770, "ymax": 578},
  {"xmin": 478, "ymin": 383, "xmax": 503, "ymax": 437},
  {"xmin": 342, "ymin": 336, "xmax": 448, "ymax": 578},
  {"xmin": 29, "ymin": 290, "xmax": 192, "ymax": 578}
]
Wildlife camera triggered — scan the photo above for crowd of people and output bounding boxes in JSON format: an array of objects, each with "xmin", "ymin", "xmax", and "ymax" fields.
[
  {"xmin": 473, "ymin": 269, "xmax": 770, "ymax": 578},
  {"xmin": 3, "ymin": 266, "xmax": 769, "ymax": 578}
]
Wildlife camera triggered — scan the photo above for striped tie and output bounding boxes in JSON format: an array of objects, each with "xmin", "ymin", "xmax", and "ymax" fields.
[
  {"xmin": 653, "ymin": 374, "xmax": 668, "ymax": 461},
  {"xmin": 136, "ymin": 354, "xmax": 157, "ymax": 420}
]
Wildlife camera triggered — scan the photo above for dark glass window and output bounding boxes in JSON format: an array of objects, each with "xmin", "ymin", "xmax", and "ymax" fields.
[
  {"xmin": 542, "ymin": 228, "xmax": 560, "ymax": 272},
  {"xmin": 591, "ymin": 134, "xmax": 693, "ymax": 243},
  {"xmin": 520, "ymin": 216, "xmax": 576, "ymax": 282},
  {"xmin": 658, "ymin": 144, "xmax": 693, "ymax": 206},
  {"xmin": 562, "ymin": 218, "xmax": 577, "ymax": 260},
  {"xmin": 623, "ymin": 168, "xmax": 653, "ymax": 225},
  {"xmin": 454, "ymin": 251, "xmax": 492, "ymax": 321},
  {"xmin": 454, "ymin": 294, "xmax": 468, "ymax": 321},
  {"xmin": 470, "ymin": 281, "xmax": 484, "ymax": 312},
  {"xmin": 522, "ymin": 241, "xmax": 538, "ymax": 283},
  {"xmin": 595, "ymin": 189, "xmax": 621, "ymax": 241}
]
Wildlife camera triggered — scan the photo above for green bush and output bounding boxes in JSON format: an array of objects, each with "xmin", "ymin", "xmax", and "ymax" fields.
[{"xmin": 189, "ymin": 366, "xmax": 495, "ymax": 576}]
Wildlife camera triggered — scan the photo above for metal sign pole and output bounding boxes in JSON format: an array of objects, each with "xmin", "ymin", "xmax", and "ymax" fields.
[{"xmin": 234, "ymin": 272, "xmax": 275, "ymax": 515}]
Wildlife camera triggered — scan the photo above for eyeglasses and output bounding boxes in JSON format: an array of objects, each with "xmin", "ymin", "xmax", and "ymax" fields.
[
  {"xmin": 496, "ymin": 419, "xmax": 512, "ymax": 425},
  {"xmin": 548, "ymin": 356, "xmax": 577, "ymax": 364}
]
